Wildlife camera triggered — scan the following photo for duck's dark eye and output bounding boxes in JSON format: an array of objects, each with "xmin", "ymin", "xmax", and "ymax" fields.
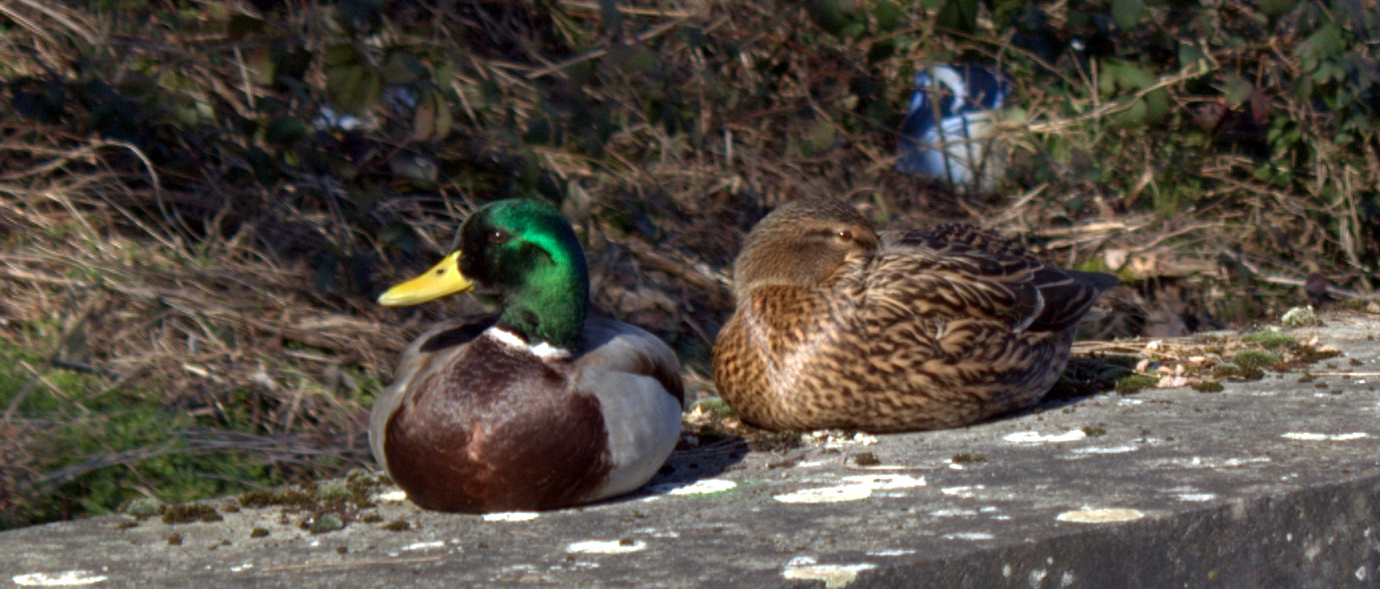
[
  {"xmin": 488, "ymin": 229, "xmax": 510, "ymax": 245},
  {"xmin": 836, "ymin": 230, "xmax": 853, "ymax": 242}
]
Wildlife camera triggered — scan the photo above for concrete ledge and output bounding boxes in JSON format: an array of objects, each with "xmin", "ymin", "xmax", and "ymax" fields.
[{"xmin": 4, "ymin": 314, "xmax": 1380, "ymax": 588}]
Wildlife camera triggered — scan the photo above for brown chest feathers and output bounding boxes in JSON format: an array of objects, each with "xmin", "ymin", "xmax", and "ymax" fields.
[{"xmin": 384, "ymin": 336, "xmax": 611, "ymax": 512}]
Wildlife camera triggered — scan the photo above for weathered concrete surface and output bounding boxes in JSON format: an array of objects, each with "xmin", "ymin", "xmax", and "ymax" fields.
[{"xmin": 5, "ymin": 313, "xmax": 1380, "ymax": 589}]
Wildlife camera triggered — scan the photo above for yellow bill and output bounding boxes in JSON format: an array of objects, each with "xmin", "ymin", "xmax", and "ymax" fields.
[{"xmin": 377, "ymin": 251, "xmax": 474, "ymax": 306}]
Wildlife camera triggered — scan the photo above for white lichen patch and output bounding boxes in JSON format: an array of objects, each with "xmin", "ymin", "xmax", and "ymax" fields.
[
  {"xmin": 1164, "ymin": 456, "xmax": 1271, "ymax": 469},
  {"xmin": 648, "ymin": 478, "xmax": 738, "ymax": 496},
  {"xmin": 940, "ymin": 485, "xmax": 984, "ymax": 497},
  {"xmin": 776, "ymin": 473, "xmax": 926, "ymax": 504},
  {"xmin": 781, "ymin": 564, "xmax": 876, "ymax": 588},
  {"xmin": 229, "ymin": 563, "xmax": 254, "ymax": 572},
  {"xmin": 942, "ymin": 532, "xmax": 995, "ymax": 541},
  {"xmin": 1173, "ymin": 493, "xmax": 1217, "ymax": 502},
  {"xmin": 1056, "ymin": 507, "xmax": 1145, "ymax": 523},
  {"xmin": 566, "ymin": 539, "xmax": 647, "ymax": 554},
  {"xmin": 1281, "ymin": 306, "xmax": 1317, "ymax": 327},
  {"xmin": 775, "ymin": 485, "xmax": 873, "ymax": 504},
  {"xmin": 1282, "ymin": 432, "xmax": 1368, "ymax": 441},
  {"xmin": 402, "ymin": 541, "xmax": 446, "ymax": 551},
  {"xmin": 802, "ymin": 430, "xmax": 879, "ymax": 449},
  {"xmin": 839, "ymin": 474, "xmax": 925, "ymax": 490},
  {"xmin": 628, "ymin": 527, "xmax": 681, "ymax": 539},
  {"xmin": 12, "ymin": 571, "xmax": 108, "ymax": 586},
  {"xmin": 482, "ymin": 511, "xmax": 540, "ymax": 522},
  {"xmin": 377, "ymin": 490, "xmax": 409, "ymax": 502},
  {"xmin": 866, "ymin": 549, "xmax": 917, "ymax": 557},
  {"xmin": 1004, "ymin": 430, "xmax": 1087, "ymax": 444},
  {"xmin": 1070, "ymin": 445, "xmax": 1139, "ymax": 455},
  {"xmin": 929, "ymin": 508, "xmax": 979, "ymax": 517}
]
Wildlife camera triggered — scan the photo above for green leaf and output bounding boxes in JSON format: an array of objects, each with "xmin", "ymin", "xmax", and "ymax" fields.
[
  {"xmin": 1111, "ymin": 97, "xmax": 1147, "ymax": 128},
  {"xmin": 1143, "ymin": 88, "xmax": 1169, "ymax": 123},
  {"xmin": 431, "ymin": 54, "xmax": 455, "ymax": 84},
  {"xmin": 381, "ymin": 51, "xmax": 422, "ymax": 85},
  {"xmin": 936, "ymin": 0, "xmax": 978, "ymax": 33},
  {"xmin": 325, "ymin": 63, "xmax": 382, "ymax": 114},
  {"xmin": 1295, "ymin": 25, "xmax": 1346, "ymax": 72},
  {"xmin": 1177, "ymin": 42, "xmax": 1204, "ymax": 68},
  {"xmin": 873, "ymin": 0, "xmax": 904, "ymax": 31},
  {"xmin": 1222, "ymin": 74, "xmax": 1252, "ymax": 107},
  {"xmin": 986, "ymin": 0, "xmax": 1024, "ymax": 28},
  {"xmin": 324, "ymin": 44, "xmax": 362, "ymax": 67},
  {"xmin": 1258, "ymin": 0, "xmax": 1294, "ymax": 16},
  {"xmin": 1121, "ymin": 64, "xmax": 1154, "ymax": 88},
  {"xmin": 1110, "ymin": 0, "xmax": 1144, "ymax": 31},
  {"xmin": 1099, "ymin": 60, "xmax": 1153, "ymax": 98},
  {"xmin": 804, "ymin": 118, "xmax": 836, "ymax": 154},
  {"xmin": 807, "ymin": 0, "xmax": 863, "ymax": 37},
  {"xmin": 1098, "ymin": 61, "xmax": 1123, "ymax": 96}
]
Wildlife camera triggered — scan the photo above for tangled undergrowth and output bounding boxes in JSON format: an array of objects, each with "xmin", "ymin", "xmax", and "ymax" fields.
[{"xmin": 1, "ymin": 0, "xmax": 1378, "ymax": 528}]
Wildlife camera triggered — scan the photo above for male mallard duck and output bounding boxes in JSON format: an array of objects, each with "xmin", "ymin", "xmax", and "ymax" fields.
[
  {"xmin": 712, "ymin": 199, "xmax": 1117, "ymax": 433},
  {"xmin": 370, "ymin": 199, "xmax": 684, "ymax": 513}
]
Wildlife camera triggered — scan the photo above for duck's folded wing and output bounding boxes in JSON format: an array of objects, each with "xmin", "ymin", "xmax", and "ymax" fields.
[
  {"xmin": 576, "ymin": 316, "xmax": 685, "ymax": 406},
  {"xmin": 881, "ymin": 234, "xmax": 1116, "ymax": 333},
  {"xmin": 896, "ymin": 223, "xmax": 1032, "ymax": 257}
]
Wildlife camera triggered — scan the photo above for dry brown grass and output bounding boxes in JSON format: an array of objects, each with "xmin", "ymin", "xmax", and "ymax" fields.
[{"xmin": 1, "ymin": 0, "xmax": 1377, "ymax": 526}]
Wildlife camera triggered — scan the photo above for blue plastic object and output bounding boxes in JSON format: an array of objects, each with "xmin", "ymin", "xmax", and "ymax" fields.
[{"xmin": 896, "ymin": 64, "xmax": 1013, "ymax": 190}]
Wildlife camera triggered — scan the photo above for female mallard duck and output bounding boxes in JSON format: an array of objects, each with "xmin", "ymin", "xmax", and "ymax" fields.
[
  {"xmin": 370, "ymin": 199, "xmax": 684, "ymax": 513},
  {"xmin": 712, "ymin": 198, "xmax": 1117, "ymax": 433}
]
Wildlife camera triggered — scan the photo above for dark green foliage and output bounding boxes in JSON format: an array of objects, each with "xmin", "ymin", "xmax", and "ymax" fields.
[
  {"xmin": 1115, "ymin": 374, "xmax": 1158, "ymax": 395},
  {"xmin": 1192, "ymin": 381, "xmax": 1225, "ymax": 393},
  {"xmin": 1240, "ymin": 331, "xmax": 1295, "ymax": 350}
]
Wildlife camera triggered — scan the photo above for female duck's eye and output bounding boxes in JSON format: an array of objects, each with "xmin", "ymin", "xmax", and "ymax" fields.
[{"xmin": 836, "ymin": 230, "xmax": 853, "ymax": 242}]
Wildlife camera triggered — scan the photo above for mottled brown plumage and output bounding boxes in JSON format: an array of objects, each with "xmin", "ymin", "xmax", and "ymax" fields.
[{"xmin": 712, "ymin": 199, "xmax": 1118, "ymax": 432}]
